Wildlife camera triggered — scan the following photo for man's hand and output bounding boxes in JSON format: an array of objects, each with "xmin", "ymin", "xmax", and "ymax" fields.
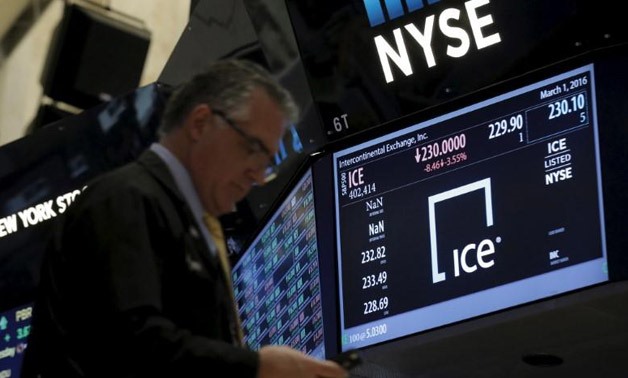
[{"xmin": 258, "ymin": 345, "xmax": 348, "ymax": 378}]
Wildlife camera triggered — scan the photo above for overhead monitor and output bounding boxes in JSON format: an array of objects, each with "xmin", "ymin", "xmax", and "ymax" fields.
[
  {"xmin": 232, "ymin": 165, "xmax": 338, "ymax": 358},
  {"xmin": 0, "ymin": 83, "xmax": 167, "ymax": 378}
]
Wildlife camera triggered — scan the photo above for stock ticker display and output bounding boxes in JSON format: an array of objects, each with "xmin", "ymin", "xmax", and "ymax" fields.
[
  {"xmin": 232, "ymin": 168, "xmax": 326, "ymax": 358},
  {"xmin": 333, "ymin": 63, "xmax": 609, "ymax": 350},
  {"xmin": 0, "ymin": 303, "xmax": 32, "ymax": 377}
]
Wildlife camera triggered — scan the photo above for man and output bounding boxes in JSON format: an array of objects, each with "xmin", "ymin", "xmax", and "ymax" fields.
[{"xmin": 21, "ymin": 60, "xmax": 348, "ymax": 378}]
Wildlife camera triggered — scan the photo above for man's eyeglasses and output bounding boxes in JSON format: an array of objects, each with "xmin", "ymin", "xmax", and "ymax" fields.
[{"xmin": 213, "ymin": 109, "xmax": 278, "ymax": 183}]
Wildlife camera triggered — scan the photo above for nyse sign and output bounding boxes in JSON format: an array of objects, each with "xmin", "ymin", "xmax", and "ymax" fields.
[{"xmin": 368, "ymin": 0, "xmax": 502, "ymax": 83}]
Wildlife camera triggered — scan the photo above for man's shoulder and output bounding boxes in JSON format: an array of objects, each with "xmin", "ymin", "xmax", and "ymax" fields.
[
  {"xmin": 76, "ymin": 157, "xmax": 166, "ymax": 208},
  {"xmin": 91, "ymin": 160, "xmax": 152, "ymax": 191},
  {"xmin": 61, "ymin": 150, "xmax": 184, "ymax": 222}
]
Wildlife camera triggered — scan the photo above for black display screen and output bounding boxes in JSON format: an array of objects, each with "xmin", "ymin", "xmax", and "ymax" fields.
[
  {"xmin": 0, "ymin": 83, "xmax": 167, "ymax": 376},
  {"xmin": 331, "ymin": 57, "xmax": 610, "ymax": 350}
]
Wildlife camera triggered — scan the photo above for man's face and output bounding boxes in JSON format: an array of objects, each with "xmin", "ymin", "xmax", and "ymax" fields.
[{"xmin": 188, "ymin": 87, "xmax": 286, "ymax": 216}]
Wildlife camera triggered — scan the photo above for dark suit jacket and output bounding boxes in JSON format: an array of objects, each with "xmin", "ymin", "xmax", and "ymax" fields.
[{"xmin": 21, "ymin": 150, "xmax": 258, "ymax": 378}]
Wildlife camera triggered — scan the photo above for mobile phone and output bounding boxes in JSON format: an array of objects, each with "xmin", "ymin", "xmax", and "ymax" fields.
[{"xmin": 330, "ymin": 349, "xmax": 363, "ymax": 370}]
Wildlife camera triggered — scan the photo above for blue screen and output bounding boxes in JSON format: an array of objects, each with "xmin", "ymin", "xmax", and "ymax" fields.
[{"xmin": 232, "ymin": 168, "xmax": 327, "ymax": 358}]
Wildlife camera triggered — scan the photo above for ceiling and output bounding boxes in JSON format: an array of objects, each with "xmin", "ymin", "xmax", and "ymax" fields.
[
  {"xmin": 0, "ymin": 0, "xmax": 30, "ymax": 40},
  {"xmin": 0, "ymin": 0, "xmax": 53, "ymax": 62}
]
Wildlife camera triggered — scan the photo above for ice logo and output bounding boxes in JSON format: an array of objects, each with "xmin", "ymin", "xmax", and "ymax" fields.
[{"xmin": 428, "ymin": 178, "xmax": 499, "ymax": 283}]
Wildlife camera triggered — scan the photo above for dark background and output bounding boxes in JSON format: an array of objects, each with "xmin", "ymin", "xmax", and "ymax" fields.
[{"xmin": 1, "ymin": 0, "xmax": 628, "ymax": 376}]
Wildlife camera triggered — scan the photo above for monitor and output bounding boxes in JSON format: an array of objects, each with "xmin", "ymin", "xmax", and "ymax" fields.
[
  {"xmin": 328, "ymin": 43, "xmax": 628, "ymax": 351},
  {"xmin": 0, "ymin": 83, "xmax": 167, "ymax": 376},
  {"xmin": 0, "ymin": 303, "xmax": 31, "ymax": 378},
  {"xmin": 232, "ymin": 164, "xmax": 337, "ymax": 358}
]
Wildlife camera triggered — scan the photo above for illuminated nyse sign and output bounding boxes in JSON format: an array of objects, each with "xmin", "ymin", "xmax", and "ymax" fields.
[{"xmin": 364, "ymin": 0, "xmax": 502, "ymax": 83}]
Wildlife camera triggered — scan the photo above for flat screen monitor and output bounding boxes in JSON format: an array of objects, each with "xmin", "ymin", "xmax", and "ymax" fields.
[
  {"xmin": 329, "ymin": 43, "xmax": 628, "ymax": 351},
  {"xmin": 232, "ymin": 165, "xmax": 336, "ymax": 358},
  {"xmin": 0, "ymin": 83, "xmax": 167, "ymax": 377}
]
